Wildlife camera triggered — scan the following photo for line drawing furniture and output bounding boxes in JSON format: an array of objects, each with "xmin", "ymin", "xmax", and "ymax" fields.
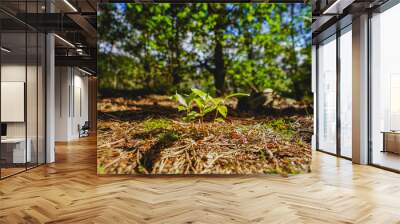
[{"xmin": 0, "ymin": 138, "xmax": 32, "ymax": 165}]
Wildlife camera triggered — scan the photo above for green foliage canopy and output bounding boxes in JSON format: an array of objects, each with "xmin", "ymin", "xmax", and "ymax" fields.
[{"xmin": 98, "ymin": 3, "xmax": 311, "ymax": 100}]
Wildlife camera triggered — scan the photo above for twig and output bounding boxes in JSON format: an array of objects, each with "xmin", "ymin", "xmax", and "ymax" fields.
[{"xmin": 98, "ymin": 138, "xmax": 125, "ymax": 148}]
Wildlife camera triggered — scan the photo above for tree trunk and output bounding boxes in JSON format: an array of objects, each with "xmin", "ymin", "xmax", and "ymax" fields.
[
  {"xmin": 172, "ymin": 16, "xmax": 181, "ymax": 85},
  {"xmin": 289, "ymin": 5, "xmax": 300, "ymax": 99},
  {"xmin": 143, "ymin": 33, "xmax": 152, "ymax": 89},
  {"xmin": 289, "ymin": 5, "xmax": 299, "ymax": 73},
  {"xmin": 110, "ymin": 43, "xmax": 117, "ymax": 89},
  {"xmin": 170, "ymin": 9, "xmax": 182, "ymax": 85},
  {"xmin": 213, "ymin": 41, "xmax": 225, "ymax": 96},
  {"xmin": 210, "ymin": 5, "xmax": 226, "ymax": 96}
]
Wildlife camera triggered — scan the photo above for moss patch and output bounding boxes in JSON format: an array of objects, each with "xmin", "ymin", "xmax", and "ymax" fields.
[{"xmin": 143, "ymin": 118, "xmax": 172, "ymax": 131}]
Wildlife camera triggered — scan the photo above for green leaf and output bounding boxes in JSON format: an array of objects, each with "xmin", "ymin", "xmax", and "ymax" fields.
[
  {"xmin": 173, "ymin": 93, "xmax": 187, "ymax": 106},
  {"xmin": 187, "ymin": 111, "xmax": 200, "ymax": 119},
  {"xmin": 225, "ymin": 93, "xmax": 249, "ymax": 100},
  {"xmin": 193, "ymin": 98, "xmax": 204, "ymax": 109},
  {"xmin": 215, "ymin": 117, "xmax": 225, "ymax": 123},
  {"xmin": 210, "ymin": 97, "xmax": 223, "ymax": 106},
  {"xmin": 186, "ymin": 93, "xmax": 196, "ymax": 106},
  {"xmin": 191, "ymin": 88, "xmax": 207, "ymax": 99},
  {"xmin": 177, "ymin": 105, "xmax": 186, "ymax": 111},
  {"xmin": 204, "ymin": 106, "xmax": 215, "ymax": 114},
  {"xmin": 217, "ymin": 105, "xmax": 228, "ymax": 118}
]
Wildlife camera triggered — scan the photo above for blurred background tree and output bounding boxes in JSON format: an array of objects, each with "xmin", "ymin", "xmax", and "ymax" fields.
[{"xmin": 98, "ymin": 3, "xmax": 311, "ymax": 101}]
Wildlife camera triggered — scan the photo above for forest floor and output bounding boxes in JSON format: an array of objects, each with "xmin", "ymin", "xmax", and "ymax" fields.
[{"xmin": 97, "ymin": 95, "xmax": 313, "ymax": 175}]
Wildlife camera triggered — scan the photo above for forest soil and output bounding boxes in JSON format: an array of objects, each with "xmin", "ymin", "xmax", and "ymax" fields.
[{"xmin": 97, "ymin": 95, "xmax": 313, "ymax": 175}]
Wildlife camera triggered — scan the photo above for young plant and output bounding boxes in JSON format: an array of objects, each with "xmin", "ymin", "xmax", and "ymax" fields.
[
  {"xmin": 210, "ymin": 92, "xmax": 250, "ymax": 122},
  {"xmin": 172, "ymin": 88, "xmax": 248, "ymax": 122},
  {"xmin": 171, "ymin": 91, "xmax": 197, "ymax": 121}
]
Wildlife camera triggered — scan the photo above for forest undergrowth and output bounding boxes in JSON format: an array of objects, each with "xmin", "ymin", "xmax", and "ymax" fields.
[{"xmin": 97, "ymin": 95, "xmax": 313, "ymax": 176}]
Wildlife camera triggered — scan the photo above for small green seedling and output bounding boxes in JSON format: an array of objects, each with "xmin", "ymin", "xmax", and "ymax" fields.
[{"xmin": 172, "ymin": 88, "xmax": 248, "ymax": 122}]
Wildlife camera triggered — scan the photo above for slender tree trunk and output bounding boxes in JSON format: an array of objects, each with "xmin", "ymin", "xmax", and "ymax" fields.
[
  {"xmin": 213, "ymin": 10, "xmax": 226, "ymax": 96},
  {"xmin": 289, "ymin": 5, "xmax": 299, "ymax": 74},
  {"xmin": 110, "ymin": 43, "xmax": 117, "ymax": 89},
  {"xmin": 289, "ymin": 5, "xmax": 300, "ymax": 99},
  {"xmin": 144, "ymin": 59, "xmax": 151, "ymax": 88},
  {"xmin": 143, "ymin": 35, "xmax": 151, "ymax": 89},
  {"xmin": 213, "ymin": 40, "xmax": 225, "ymax": 96},
  {"xmin": 172, "ymin": 15, "xmax": 181, "ymax": 85}
]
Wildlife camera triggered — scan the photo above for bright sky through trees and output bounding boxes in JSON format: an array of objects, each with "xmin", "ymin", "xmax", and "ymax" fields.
[{"xmin": 98, "ymin": 3, "xmax": 311, "ymax": 100}]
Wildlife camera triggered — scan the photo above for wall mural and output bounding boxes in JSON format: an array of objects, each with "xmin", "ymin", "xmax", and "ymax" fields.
[{"xmin": 97, "ymin": 3, "xmax": 312, "ymax": 175}]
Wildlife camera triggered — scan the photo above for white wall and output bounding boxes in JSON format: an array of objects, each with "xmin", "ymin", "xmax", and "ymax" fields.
[
  {"xmin": 72, "ymin": 72, "xmax": 89, "ymax": 138},
  {"xmin": 1, "ymin": 63, "xmax": 46, "ymax": 164},
  {"xmin": 1, "ymin": 64, "xmax": 26, "ymax": 138},
  {"xmin": 1, "ymin": 64, "xmax": 41, "ymax": 138},
  {"xmin": 55, "ymin": 67, "xmax": 89, "ymax": 141},
  {"xmin": 55, "ymin": 66, "xmax": 70, "ymax": 141}
]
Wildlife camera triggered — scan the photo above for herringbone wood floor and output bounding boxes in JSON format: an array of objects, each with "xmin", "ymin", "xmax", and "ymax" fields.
[{"xmin": 1, "ymin": 136, "xmax": 400, "ymax": 224}]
